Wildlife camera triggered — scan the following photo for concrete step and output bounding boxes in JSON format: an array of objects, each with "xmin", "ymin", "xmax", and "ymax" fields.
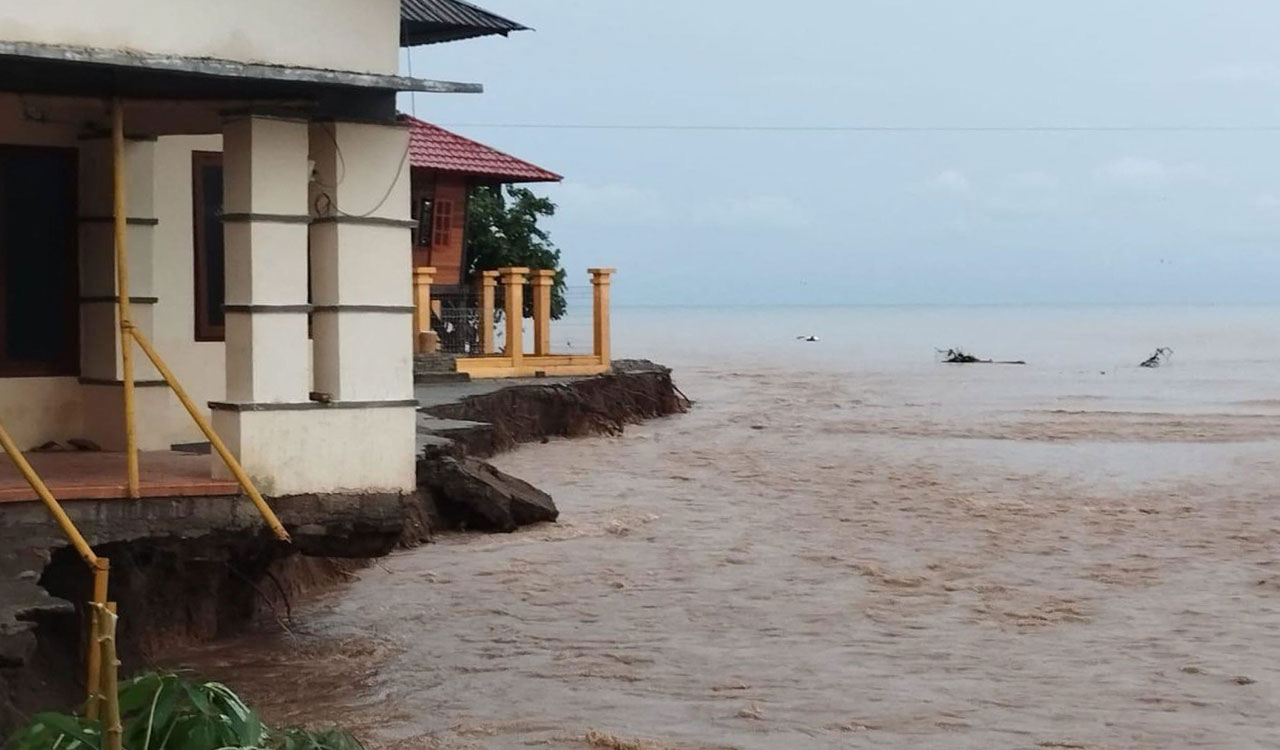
[
  {"xmin": 414, "ymin": 372, "xmax": 472, "ymax": 384},
  {"xmin": 414, "ymin": 352, "xmax": 461, "ymax": 374}
]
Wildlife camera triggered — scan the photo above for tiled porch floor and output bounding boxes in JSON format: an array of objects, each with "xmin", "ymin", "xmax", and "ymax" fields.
[{"xmin": 0, "ymin": 450, "xmax": 239, "ymax": 503}]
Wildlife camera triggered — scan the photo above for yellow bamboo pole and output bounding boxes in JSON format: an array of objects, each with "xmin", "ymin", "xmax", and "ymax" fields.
[
  {"xmin": 84, "ymin": 605, "xmax": 101, "ymax": 720},
  {"xmin": 84, "ymin": 559, "xmax": 110, "ymax": 717},
  {"xmin": 128, "ymin": 327, "xmax": 291, "ymax": 542},
  {"xmin": 0, "ymin": 418, "xmax": 110, "ymax": 713},
  {"xmin": 0, "ymin": 421, "xmax": 99, "ymax": 566},
  {"xmin": 92, "ymin": 603, "xmax": 123, "ymax": 750},
  {"xmin": 112, "ymin": 98, "xmax": 139, "ymax": 499}
]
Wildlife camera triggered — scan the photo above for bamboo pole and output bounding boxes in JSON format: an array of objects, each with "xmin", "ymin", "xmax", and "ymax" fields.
[
  {"xmin": 0, "ymin": 421, "xmax": 99, "ymax": 566},
  {"xmin": 112, "ymin": 98, "xmax": 139, "ymax": 499},
  {"xmin": 92, "ymin": 603, "xmax": 123, "ymax": 750},
  {"xmin": 128, "ymin": 327, "xmax": 291, "ymax": 542},
  {"xmin": 84, "ymin": 559, "xmax": 110, "ymax": 717},
  {"xmin": 0, "ymin": 418, "xmax": 110, "ymax": 714},
  {"xmin": 84, "ymin": 606, "xmax": 101, "ymax": 720}
]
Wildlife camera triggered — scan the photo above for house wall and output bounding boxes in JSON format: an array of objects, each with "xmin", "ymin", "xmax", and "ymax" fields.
[
  {"xmin": 0, "ymin": 107, "xmax": 414, "ymax": 494},
  {"xmin": 411, "ymin": 171, "xmax": 468, "ymax": 287},
  {"xmin": 153, "ymin": 135, "xmax": 226, "ymax": 445},
  {"xmin": 0, "ymin": 0, "xmax": 400, "ymax": 75}
]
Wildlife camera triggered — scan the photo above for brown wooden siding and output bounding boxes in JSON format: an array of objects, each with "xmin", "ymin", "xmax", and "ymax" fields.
[{"xmin": 411, "ymin": 169, "xmax": 469, "ymax": 288}]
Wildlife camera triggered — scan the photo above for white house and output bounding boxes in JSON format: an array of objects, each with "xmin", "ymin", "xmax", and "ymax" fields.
[{"xmin": 0, "ymin": 0, "xmax": 524, "ymax": 500}]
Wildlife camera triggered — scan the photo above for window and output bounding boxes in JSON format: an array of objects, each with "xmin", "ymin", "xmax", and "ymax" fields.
[
  {"xmin": 416, "ymin": 197, "xmax": 434, "ymax": 247},
  {"xmin": 0, "ymin": 146, "xmax": 78, "ymax": 377},
  {"xmin": 192, "ymin": 151, "xmax": 313, "ymax": 342},
  {"xmin": 432, "ymin": 199, "xmax": 454, "ymax": 248},
  {"xmin": 192, "ymin": 151, "xmax": 225, "ymax": 341}
]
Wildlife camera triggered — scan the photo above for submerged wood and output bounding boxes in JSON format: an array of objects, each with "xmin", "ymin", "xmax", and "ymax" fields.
[
  {"xmin": 938, "ymin": 348, "xmax": 1026, "ymax": 366},
  {"xmin": 1140, "ymin": 347, "xmax": 1173, "ymax": 368}
]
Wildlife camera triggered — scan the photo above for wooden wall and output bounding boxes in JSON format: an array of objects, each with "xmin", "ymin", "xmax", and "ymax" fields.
[{"xmin": 410, "ymin": 168, "xmax": 468, "ymax": 288}]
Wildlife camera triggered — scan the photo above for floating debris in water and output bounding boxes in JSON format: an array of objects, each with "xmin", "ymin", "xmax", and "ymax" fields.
[
  {"xmin": 937, "ymin": 348, "xmax": 1027, "ymax": 365},
  {"xmin": 1139, "ymin": 347, "xmax": 1174, "ymax": 368},
  {"xmin": 940, "ymin": 348, "xmax": 982, "ymax": 363}
]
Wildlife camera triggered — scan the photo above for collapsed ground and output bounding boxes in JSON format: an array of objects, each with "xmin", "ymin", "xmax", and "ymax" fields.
[{"xmin": 0, "ymin": 362, "xmax": 688, "ymax": 736}]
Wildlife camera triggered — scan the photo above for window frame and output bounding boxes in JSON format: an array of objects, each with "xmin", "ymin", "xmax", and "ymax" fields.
[
  {"xmin": 416, "ymin": 196, "xmax": 434, "ymax": 248},
  {"xmin": 432, "ymin": 198, "xmax": 454, "ymax": 248},
  {"xmin": 192, "ymin": 150, "xmax": 225, "ymax": 342}
]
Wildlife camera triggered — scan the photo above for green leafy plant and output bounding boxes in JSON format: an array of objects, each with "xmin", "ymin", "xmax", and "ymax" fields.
[
  {"xmin": 8, "ymin": 673, "xmax": 362, "ymax": 750},
  {"xmin": 465, "ymin": 185, "xmax": 568, "ymax": 319}
]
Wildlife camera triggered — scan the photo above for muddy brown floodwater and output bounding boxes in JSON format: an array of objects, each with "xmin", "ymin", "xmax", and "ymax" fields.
[{"xmin": 168, "ymin": 359, "xmax": 1280, "ymax": 749}]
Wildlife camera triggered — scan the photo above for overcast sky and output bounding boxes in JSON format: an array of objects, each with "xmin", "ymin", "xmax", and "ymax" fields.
[{"xmin": 402, "ymin": 1, "xmax": 1280, "ymax": 306}]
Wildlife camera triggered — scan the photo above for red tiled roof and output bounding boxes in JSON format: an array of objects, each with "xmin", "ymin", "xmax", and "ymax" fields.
[{"xmin": 404, "ymin": 116, "xmax": 562, "ymax": 183}]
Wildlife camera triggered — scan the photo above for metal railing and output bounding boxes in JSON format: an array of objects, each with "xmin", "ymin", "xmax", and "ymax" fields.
[{"xmin": 427, "ymin": 285, "xmax": 597, "ymax": 356}]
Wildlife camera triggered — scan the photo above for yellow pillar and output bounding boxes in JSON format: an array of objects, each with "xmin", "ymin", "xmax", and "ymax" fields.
[
  {"xmin": 590, "ymin": 268, "xmax": 615, "ymax": 367},
  {"xmin": 413, "ymin": 266, "xmax": 437, "ymax": 353},
  {"xmin": 479, "ymin": 270, "xmax": 499, "ymax": 354},
  {"xmin": 530, "ymin": 269, "xmax": 554, "ymax": 356},
  {"xmin": 499, "ymin": 267, "xmax": 529, "ymax": 366}
]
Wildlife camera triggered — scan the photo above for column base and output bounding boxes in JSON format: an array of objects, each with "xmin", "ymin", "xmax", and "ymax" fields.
[{"xmin": 210, "ymin": 405, "xmax": 416, "ymax": 496}]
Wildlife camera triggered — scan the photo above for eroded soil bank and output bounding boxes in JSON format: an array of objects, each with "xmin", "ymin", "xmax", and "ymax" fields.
[{"xmin": 0, "ymin": 366, "xmax": 688, "ymax": 737}]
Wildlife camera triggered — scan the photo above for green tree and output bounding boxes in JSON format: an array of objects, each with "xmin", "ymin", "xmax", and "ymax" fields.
[{"xmin": 465, "ymin": 185, "xmax": 567, "ymax": 319}]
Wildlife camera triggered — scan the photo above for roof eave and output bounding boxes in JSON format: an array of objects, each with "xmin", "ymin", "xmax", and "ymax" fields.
[
  {"xmin": 400, "ymin": 24, "xmax": 529, "ymax": 47},
  {"xmin": 0, "ymin": 40, "xmax": 483, "ymax": 94},
  {"xmin": 416, "ymin": 165, "xmax": 563, "ymax": 183}
]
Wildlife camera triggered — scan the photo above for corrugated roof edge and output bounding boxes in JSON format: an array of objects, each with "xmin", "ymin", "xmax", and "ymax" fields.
[{"xmin": 401, "ymin": 0, "xmax": 530, "ymax": 45}]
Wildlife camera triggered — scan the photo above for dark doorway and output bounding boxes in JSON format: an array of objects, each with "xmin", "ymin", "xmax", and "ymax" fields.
[{"xmin": 0, "ymin": 146, "xmax": 78, "ymax": 377}]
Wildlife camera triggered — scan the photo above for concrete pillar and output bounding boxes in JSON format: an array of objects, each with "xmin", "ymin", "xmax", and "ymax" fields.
[
  {"xmin": 530, "ymin": 269, "xmax": 554, "ymax": 356},
  {"xmin": 590, "ymin": 268, "xmax": 615, "ymax": 367},
  {"xmin": 309, "ymin": 120, "xmax": 415, "ymax": 402},
  {"xmin": 413, "ymin": 266, "xmax": 437, "ymax": 353},
  {"xmin": 209, "ymin": 115, "xmax": 315, "ymax": 493},
  {"xmin": 220, "ymin": 115, "xmax": 312, "ymax": 403},
  {"xmin": 77, "ymin": 134, "xmax": 169, "ymax": 450},
  {"xmin": 301, "ymin": 119, "xmax": 416, "ymax": 494},
  {"xmin": 499, "ymin": 267, "xmax": 529, "ymax": 366},
  {"xmin": 479, "ymin": 270, "xmax": 499, "ymax": 354}
]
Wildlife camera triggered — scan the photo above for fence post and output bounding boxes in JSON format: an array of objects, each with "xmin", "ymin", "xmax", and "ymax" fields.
[
  {"xmin": 590, "ymin": 268, "xmax": 615, "ymax": 368},
  {"xmin": 413, "ymin": 266, "xmax": 437, "ymax": 353},
  {"xmin": 530, "ymin": 269, "xmax": 555, "ymax": 356},
  {"xmin": 479, "ymin": 271, "xmax": 499, "ymax": 354},
  {"xmin": 498, "ymin": 267, "xmax": 529, "ymax": 366}
]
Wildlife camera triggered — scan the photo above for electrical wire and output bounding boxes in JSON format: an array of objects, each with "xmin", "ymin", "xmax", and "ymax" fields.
[
  {"xmin": 406, "ymin": 48, "xmax": 418, "ymax": 120},
  {"xmin": 436, "ymin": 123, "xmax": 1280, "ymax": 133},
  {"xmin": 313, "ymin": 135, "xmax": 411, "ymax": 220}
]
